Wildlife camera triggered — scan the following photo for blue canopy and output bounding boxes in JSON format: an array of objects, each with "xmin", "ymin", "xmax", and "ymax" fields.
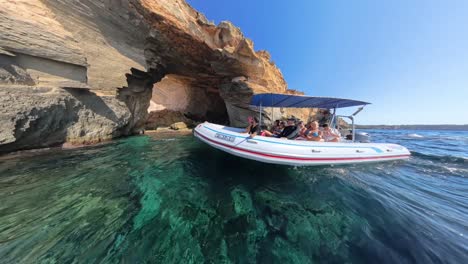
[{"xmin": 250, "ymin": 93, "xmax": 370, "ymax": 109}]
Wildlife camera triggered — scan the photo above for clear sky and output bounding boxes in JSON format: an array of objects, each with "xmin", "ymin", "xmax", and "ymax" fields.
[{"xmin": 187, "ymin": 0, "xmax": 468, "ymax": 125}]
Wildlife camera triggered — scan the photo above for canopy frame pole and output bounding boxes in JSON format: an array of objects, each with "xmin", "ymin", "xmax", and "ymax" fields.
[
  {"xmin": 259, "ymin": 102, "xmax": 262, "ymax": 129},
  {"xmin": 271, "ymin": 107, "xmax": 274, "ymax": 128},
  {"xmin": 330, "ymin": 107, "xmax": 337, "ymax": 127},
  {"xmin": 271, "ymin": 96, "xmax": 274, "ymax": 128},
  {"xmin": 351, "ymin": 116, "xmax": 356, "ymax": 143}
]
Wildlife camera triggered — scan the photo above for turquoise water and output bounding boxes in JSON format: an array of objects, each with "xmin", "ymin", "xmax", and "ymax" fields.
[{"xmin": 0, "ymin": 130, "xmax": 467, "ymax": 263}]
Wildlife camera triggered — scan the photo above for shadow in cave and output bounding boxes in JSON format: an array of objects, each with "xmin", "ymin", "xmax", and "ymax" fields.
[
  {"xmin": 1, "ymin": 52, "xmax": 87, "ymax": 84},
  {"xmin": 150, "ymin": 74, "xmax": 231, "ymax": 126}
]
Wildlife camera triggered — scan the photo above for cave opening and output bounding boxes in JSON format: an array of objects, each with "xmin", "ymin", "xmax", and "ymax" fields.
[{"xmin": 146, "ymin": 74, "xmax": 229, "ymax": 129}]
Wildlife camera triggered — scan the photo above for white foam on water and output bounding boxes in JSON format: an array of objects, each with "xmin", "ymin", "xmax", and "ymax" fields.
[
  {"xmin": 327, "ymin": 168, "xmax": 348, "ymax": 175},
  {"xmin": 445, "ymin": 167, "xmax": 459, "ymax": 173},
  {"xmin": 444, "ymin": 166, "xmax": 468, "ymax": 174},
  {"xmin": 407, "ymin": 133, "xmax": 424, "ymax": 138}
]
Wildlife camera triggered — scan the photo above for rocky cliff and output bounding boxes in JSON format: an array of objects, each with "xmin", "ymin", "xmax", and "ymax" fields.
[
  {"xmin": 0, "ymin": 0, "xmax": 309, "ymax": 153},
  {"xmin": 0, "ymin": 0, "xmax": 150, "ymax": 153},
  {"xmin": 136, "ymin": 0, "xmax": 292, "ymax": 127},
  {"xmin": 0, "ymin": 87, "xmax": 131, "ymax": 153}
]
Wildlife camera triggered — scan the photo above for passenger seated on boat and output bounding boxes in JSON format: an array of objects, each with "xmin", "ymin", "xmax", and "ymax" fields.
[
  {"xmin": 274, "ymin": 121, "xmax": 286, "ymax": 136},
  {"xmin": 298, "ymin": 121, "xmax": 307, "ymax": 136},
  {"xmin": 321, "ymin": 124, "xmax": 340, "ymax": 142},
  {"xmin": 272, "ymin": 120, "xmax": 281, "ymax": 131},
  {"xmin": 295, "ymin": 121, "xmax": 309, "ymax": 140},
  {"xmin": 278, "ymin": 118, "xmax": 300, "ymax": 139},
  {"xmin": 262, "ymin": 120, "xmax": 279, "ymax": 137},
  {"xmin": 262, "ymin": 120, "xmax": 285, "ymax": 137},
  {"xmin": 244, "ymin": 116, "xmax": 261, "ymax": 138},
  {"xmin": 305, "ymin": 121, "xmax": 323, "ymax": 141},
  {"xmin": 335, "ymin": 126, "xmax": 343, "ymax": 137}
]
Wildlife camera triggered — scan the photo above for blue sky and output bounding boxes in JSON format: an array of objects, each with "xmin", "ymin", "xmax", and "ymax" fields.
[{"xmin": 187, "ymin": 0, "xmax": 468, "ymax": 125}]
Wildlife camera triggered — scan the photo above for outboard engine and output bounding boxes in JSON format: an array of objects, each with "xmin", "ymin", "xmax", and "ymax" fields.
[
  {"xmin": 355, "ymin": 132, "xmax": 371, "ymax": 143},
  {"xmin": 345, "ymin": 131, "xmax": 371, "ymax": 143}
]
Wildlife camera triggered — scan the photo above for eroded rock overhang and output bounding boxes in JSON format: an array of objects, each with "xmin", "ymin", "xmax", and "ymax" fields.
[
  {"xmin": 131, "ymin": 0, "xmax": 292, "ymax": 127},
  {"xmin": 0, "ymin": 0, "xmax": 311, "ymax": 154}
]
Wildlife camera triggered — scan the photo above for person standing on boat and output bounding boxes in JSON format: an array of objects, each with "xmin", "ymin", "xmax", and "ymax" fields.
[{"xmin": 244, "ymin": 116, "xmax": 261, "ymax": 138}]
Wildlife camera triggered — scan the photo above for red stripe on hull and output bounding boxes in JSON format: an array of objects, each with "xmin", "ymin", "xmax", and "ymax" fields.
[{"xmin": 195, "ymin": 131, "xmax": 410, "ymax": 162}]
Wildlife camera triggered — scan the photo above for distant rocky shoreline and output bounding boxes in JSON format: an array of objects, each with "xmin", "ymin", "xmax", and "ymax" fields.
[{"xmin": 356, "ymin": 124, "xmax": 468, "ymax": 131}]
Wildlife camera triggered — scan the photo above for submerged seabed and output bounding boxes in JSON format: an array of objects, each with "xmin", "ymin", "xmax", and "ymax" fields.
[{"xmin": 0, "ymin": 130, "xmax": 467, "ymax": 263}]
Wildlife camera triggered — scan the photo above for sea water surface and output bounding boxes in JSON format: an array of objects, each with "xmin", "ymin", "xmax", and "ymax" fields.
[{"xmin": 0, "ymin": 130, "xmax": 467, "ymax": 263}]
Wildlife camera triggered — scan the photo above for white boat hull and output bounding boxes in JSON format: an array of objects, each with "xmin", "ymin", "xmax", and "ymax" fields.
[{"xmin": 194, "ymin": 122, "xmax": 411, "ymax": 166}]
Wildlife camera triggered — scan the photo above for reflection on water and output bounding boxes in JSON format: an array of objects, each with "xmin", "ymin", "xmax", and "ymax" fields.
[{"xmin": 0, "ymin": 130, "xmax": 467, "ymax": 263}]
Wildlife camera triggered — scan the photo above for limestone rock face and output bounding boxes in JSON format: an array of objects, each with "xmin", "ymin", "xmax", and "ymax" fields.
[
  {"xmin": 136, "ymin": 0, "xmax": 295, "ymax": 127},
  {"xmin": 0, "ymin": 0, "xmax": 151, "ymax": 153},
  {"xmin": 170, "ymin": 122, "xmax": 188, "ymax": 130},
  {"xmin": 146, "ymin": 109, "xmax": 192, "ymax": 130},
  {"xmin": 0, "ymin": 0, "xmax": 312, "ymax": 154},
  {"xmin": 0, "ymin": 87, "xmax": 131, "ymax": 154},
  {"xmin": 0, "ymin": 0, "xmax": 148, "ymax": 91},
  {"xmin": 0, "ymin": 0, "xmax": 87, "ymax": 67}
]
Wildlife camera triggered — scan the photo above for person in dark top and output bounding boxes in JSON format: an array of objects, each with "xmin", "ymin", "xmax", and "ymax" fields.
[
  {"xmin": 279, "ymin": 118, "xmax": 299, "ymax": 139},
  {"xmin": 244, "ymin": 116, "xmax": 261, "ymax": 138}
]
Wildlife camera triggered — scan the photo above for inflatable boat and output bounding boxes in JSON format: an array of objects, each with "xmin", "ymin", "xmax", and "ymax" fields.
[{"xmin": 194, "ymin": 93, "xmax": 411, "ymax": 166}]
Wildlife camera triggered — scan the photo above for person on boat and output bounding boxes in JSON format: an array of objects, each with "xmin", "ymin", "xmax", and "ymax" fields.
[
  {"xmin": 272, "ymin": 120, "xmax": 281, "ymax": 131},
  {"xmin": 321, "ymin": 123, "xmax": 340, "ymax": 142},
  {"xmin": 261, "ymin": 120, "xmax": 285, "ymax": 137},
  {"xmin": 305, "ymin": 121, "xmax": 323, "ymax": 141},
  {"xmin": 273, "ymin": 121, "xmax": 286, "ymax": 136},
  {"xmin": 295, "ymin": 121, "xmax": 309, "ymax": 140},
  {"xmin": 278, "ymin": 118, "xmax": 300, "ymax": 139},
  {"xmin": 298, "ymin": 121, "xmax": 308, "ymax": 136},
  {"xmin": 244, "ymin": 116, "xmax": 261, "ymax": 138}
]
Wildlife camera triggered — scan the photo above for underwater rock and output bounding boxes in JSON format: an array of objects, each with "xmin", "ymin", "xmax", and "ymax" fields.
[
  {"xmin": 254, "ymin": 188, "xmax": 355, "ymax": 262},
  {"xmin": 222, "ymin": 187, "xmax": 268, "ymax": 263},
  {"xmin": 231, "ymin": 187, "xmax": 254, "ymax": 215}
]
